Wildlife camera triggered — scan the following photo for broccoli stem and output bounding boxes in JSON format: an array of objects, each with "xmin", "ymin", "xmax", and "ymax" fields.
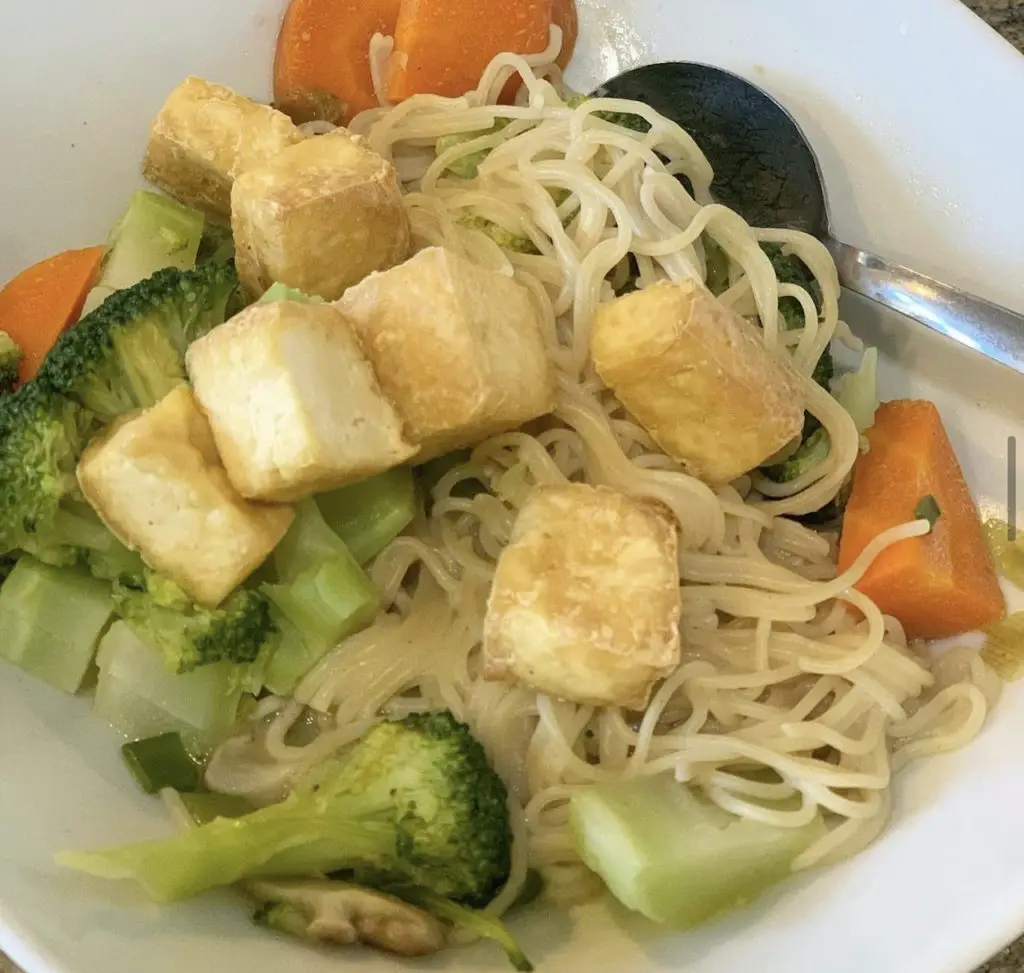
[
  {"xmin": 57, "ymin": 789, "xmax": 401, "ymax": 901},
  {"xmin": 316, "ymin": 468, "xmax": 417, "ymax": 565},
  {"xmin": 0, "ymin": 556, "xmax": 113, "ymax": 694}
]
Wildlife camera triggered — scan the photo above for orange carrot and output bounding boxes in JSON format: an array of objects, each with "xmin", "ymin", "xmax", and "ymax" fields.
[
  {"xmin": 837, "ymin": 399, "xmax": 1004, "ymax": 640},
  {"xmin": 0, "ymin": 246, "xmax": 105, "ymax": 383},
  {"xmin": 552, "ymin": 0, "xmax": 578, "ymax": 68},
  {"xmin": 387, "ymin": 0, "xmax": 556, "ymax": 102},
  {"xmin": 273, "ymin": 0, "xmax": 402, "ymax": 125}
]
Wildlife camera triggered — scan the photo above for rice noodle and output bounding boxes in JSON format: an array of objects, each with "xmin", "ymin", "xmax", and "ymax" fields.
[{"xmin": 207, "ymin": 32, "xmax": 999, "ymax": 912}]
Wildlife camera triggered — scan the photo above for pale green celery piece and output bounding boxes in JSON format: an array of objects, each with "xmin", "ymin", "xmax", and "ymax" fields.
[
  {"xmin": 570, "ymin": 773, "xmax": 825, "ymax": 927},
  {"xmin": 832, "ymin": 346, "xmax": 879, "ymax": 432},
  {"xmin": 263, "ymin": 611, "xmax": 323, "ymax": 697},
  {"xmin": 80, "ymin": 191, "xmax": 205, "ymax": 316},
  {"xmin": 0, "ymin": 557, "xmax": 113, "ymax": 693},
  {"xmin": 93, "ymin": 622, "xmax": 244, "ymax": 756},
  {"xmin": 261, "ymin": 499, "xmax": 379, "ymax": 693},
  {"xmin": 316, "ymin": 468, "xmax": 417, "ymax": 565},
  {"xmin": 258, "ymin": 282, "xmax": 324, "ymax": 305}
]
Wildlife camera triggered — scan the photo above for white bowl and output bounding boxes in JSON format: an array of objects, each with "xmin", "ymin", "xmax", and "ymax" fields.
[{"xmin": 3, "ymin": 2, "xmax": 1024, "ymax": 972}]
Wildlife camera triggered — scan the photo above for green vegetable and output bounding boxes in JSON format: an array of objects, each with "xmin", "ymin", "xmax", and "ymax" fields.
[
  {"xmin": 87, "ymin": 190, "xmax": 205, "ymax": 309},
  {"xmin": 258, "ymin": 282, "xmax": 324, "ymax": 305},
  {"xmin": 512, "ymin": 868, "xmax": 544, "ymax": 910},
  {"xmin": 570, "ymin": 773, "xmax": 825, "ymax": 927},
  {"xmin": 702, "ymin": 235, "xmax": 730, "ymax": 296},
  {"xmin": 832, "ymin": 346, "xmax": 880, "ymax": 433},
  {"xmin": 983, "ymin": 517, "xmax": 1024, "ymax": 590},
  {"xmin": 179, "ymin": 792, "xmax": 255, "ymax": 826},
  {"xmin": 392, "ymin": 886, "xmax": 533, "ymax": 971},
  {"xmin": 316, "ymin": 468, "xmax": 417, "ymax": 565},
  {"xmin": 0, "ymin": 556, "xmax": 113, "ymax": 693},
  {"xmin": 435, "ymin": 119, "xmax": 512, "ymax": 178},
  {"xmin": 93, "ymin": 622, "xmax": 246, "ymax": 755},
  {"xmin": 0, "ymin": 382, "xmax": 92, "ymax": 560},
  {"xmin": 122, "ymin": 732, "xmax": 200, "ymax": 794},
  {"xmin": 762, "ymin": 427, "xmax": 830, "ymax": 484},
  {"xmin": 113, "ymin": 572, "xmax": 275, "ymax": 673},
  {"xmin": 37, "ymin": 261, "xmax": 239, "ymax": 425},
  {"xmin": 914, "ymin": 494, "xmax": 942, "ymax": 529},
  {"xmin": 261, "ymin": 499, "xmax": 378, "ymax": 694},
  {"xmin": 0, "ymin": 330, "xmax": 23, "ymax": 394},
  {"xmin": 762, "ymin": 241, "xmax": 822, "ymax": 332},
  {"xmin": 0, "ymin": 553, "xmax": 19, "ymax": 586},
  {"xmin": 594, "ymin": 109, "xmax": 650, "ymax": 133},
  {"xmin": 195, "ymin": 222, "xmax": 235, "ymax": 266},
  {"xmin": 456, "ymin": 215, "xmax": 537, "ymax": 254},
  {"xmin": 59, "ymin": 711, "xmax": 513, "ymax": 907}
]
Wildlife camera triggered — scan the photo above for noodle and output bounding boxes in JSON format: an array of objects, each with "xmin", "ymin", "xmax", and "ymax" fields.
[{"xmin": 208, "ymin": 35, "xmax": 998, "ymax": 914}]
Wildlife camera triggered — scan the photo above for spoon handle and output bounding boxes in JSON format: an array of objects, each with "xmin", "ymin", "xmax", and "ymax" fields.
[{"xmin": 826, "ymin": 239, "xmax": 1024, "ymax": 374}]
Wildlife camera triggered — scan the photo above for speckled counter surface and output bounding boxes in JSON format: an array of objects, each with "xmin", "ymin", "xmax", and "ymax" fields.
[{"xmin": 1, "ymin": 3, "xmax": 1022, "ymax": 973}]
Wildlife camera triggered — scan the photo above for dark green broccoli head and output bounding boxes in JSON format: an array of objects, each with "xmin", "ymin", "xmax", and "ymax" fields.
[
  {"xmin": 0, "ymin": 382, "xmax": 92, "ymax": 556},
  {"xmin": 37, "ymin": 261, "xmax": 240, "ymax": 424},
  {"xmin": 60, "ymin": 710, "xmax": 513, "ymax": 912},
  {"xmin": 0, "ymin": 330, "xmax": 23, "ymax": 394},
  {"xmin": 112, "ymin": 573, "xmax": 275, "ymax": 673},
  {"xmin": 317, "ymin": 711, "xmax": 512, "ymax": 907}
]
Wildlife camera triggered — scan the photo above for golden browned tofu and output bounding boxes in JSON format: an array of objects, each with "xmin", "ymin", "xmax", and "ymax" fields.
[
  {"xmin": 483, "ymin": 485, "xmax": 681, "ymax": 708},
  {"xmin": 590, "ymin": 279, "xmax": 805, "ymax": 484},
  {"xmin": 336, "ymin": 246, "xmax": 555, "ymax": 460},
  {"xmin": 142, "ymin": 77, "xmax": 305, "ymax": 220},
  {"xmin": 77, "ymin": 386, "xmax": 294, "ymax": 607},
  {"xmin": 186, "ymin": 301, "xmax": 418, "ymax": 503},
  {"xmin": 231, "ymin": 133, "xmax": 409, "ymax": 300}
]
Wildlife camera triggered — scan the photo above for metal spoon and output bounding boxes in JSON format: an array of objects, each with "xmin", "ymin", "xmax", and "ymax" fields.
[{"xmin": 594, "ymin": 62, "xmax": 1024, "ymax": 374}]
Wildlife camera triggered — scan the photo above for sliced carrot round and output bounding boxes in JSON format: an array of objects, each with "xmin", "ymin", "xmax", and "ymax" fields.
[
  {"xmin": 274, "ymin": 0, "xmax": 402, "ymax": 125},
  {"xmin": 0, "ymin": 246, "xmax": 104, "ymax": 383}
]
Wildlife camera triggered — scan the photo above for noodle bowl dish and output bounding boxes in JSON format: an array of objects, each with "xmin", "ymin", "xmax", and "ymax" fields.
[{"xmin": 3, "ymin": 2, "xmax": 1024, "ymax": 972}]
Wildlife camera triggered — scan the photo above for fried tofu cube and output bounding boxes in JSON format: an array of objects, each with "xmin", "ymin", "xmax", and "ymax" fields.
[
  {"xmin": 591, "ymin": 279, "xmax": 805, "ymax": 484},
  {"xmin": 186, "ymin": 300, "xmax": 418, "ymax": 503},
  {"xmin": 77, "ymin": 385, "xmax": 294, "ymax": 607},
  {"xmin": 483, "ymin": 485, "xmax": 681, "ymax": 708},
  {"xmin": 336, "ymin": 246, "xmax": 555, "ymax": 460},
  {"xmin": 231, "ymin": 133, "xmax": 409, "ymax": 300},
  {"xmin": 142, "ymin": 77, "xmax": 306, "ymax": 220}
]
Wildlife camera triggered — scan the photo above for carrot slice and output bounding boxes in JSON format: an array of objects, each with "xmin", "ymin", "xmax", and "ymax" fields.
[
  {"xmin": 273, "ymin": 0, "xmax": 402, "ymax": 125},
  {"xmin": 387, "ymin": 0, "xmax": 554, "ymax": 102},
  {"xmin": 837, "ymin": 399, "xmax": 1005, "ymax": 640},
  {"xmin": 0, "ymin": 246, "xmax": 104, "ymax": 383},
  {"xmin": 552, "ymin": 0, "xmax": 578, "ymax": 68}
]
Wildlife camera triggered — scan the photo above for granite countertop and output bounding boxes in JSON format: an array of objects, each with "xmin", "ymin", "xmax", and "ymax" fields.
[{"xmin": 2, "ymin": 3, "xmax": 1023, "ymax": 973}]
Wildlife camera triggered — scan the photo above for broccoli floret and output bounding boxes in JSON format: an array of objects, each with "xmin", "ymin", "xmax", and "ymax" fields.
[
  {"xmin": 0, "ymin": 385, "xmax": 144, "ymax": 569},
  {"xmin": 195, "ymin": 222, "xmax": 235, "ymax": 266},
  {"xmin": 112, "ymin": 572, "xmax": 275, "ymax": 673},
  {"xmin": 435, "ymin": 119, "xmax": 512, "ymax": 179},
  {"xmin": 37, "ymin": 261, "xmax": 240, "ymax": 425},
  {"xmin": 0, "ymin": 383, "xmax": 93, "ymax": 558},
  {"xmin": 0, "ymin": 330, "xmax": 23, "ymax": 394},
  {"xmin": 59, "ymin": 711, "xmax": 513, "ymax": 908},
  {"xmin": 762, "ymin": 427, "xmax": 830, "ymax": 484}
]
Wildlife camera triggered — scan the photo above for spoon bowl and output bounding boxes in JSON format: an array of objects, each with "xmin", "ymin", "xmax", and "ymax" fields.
[{"xmin": 595, "ymin": 61, "xmax": 1024, "ymax": 376}]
